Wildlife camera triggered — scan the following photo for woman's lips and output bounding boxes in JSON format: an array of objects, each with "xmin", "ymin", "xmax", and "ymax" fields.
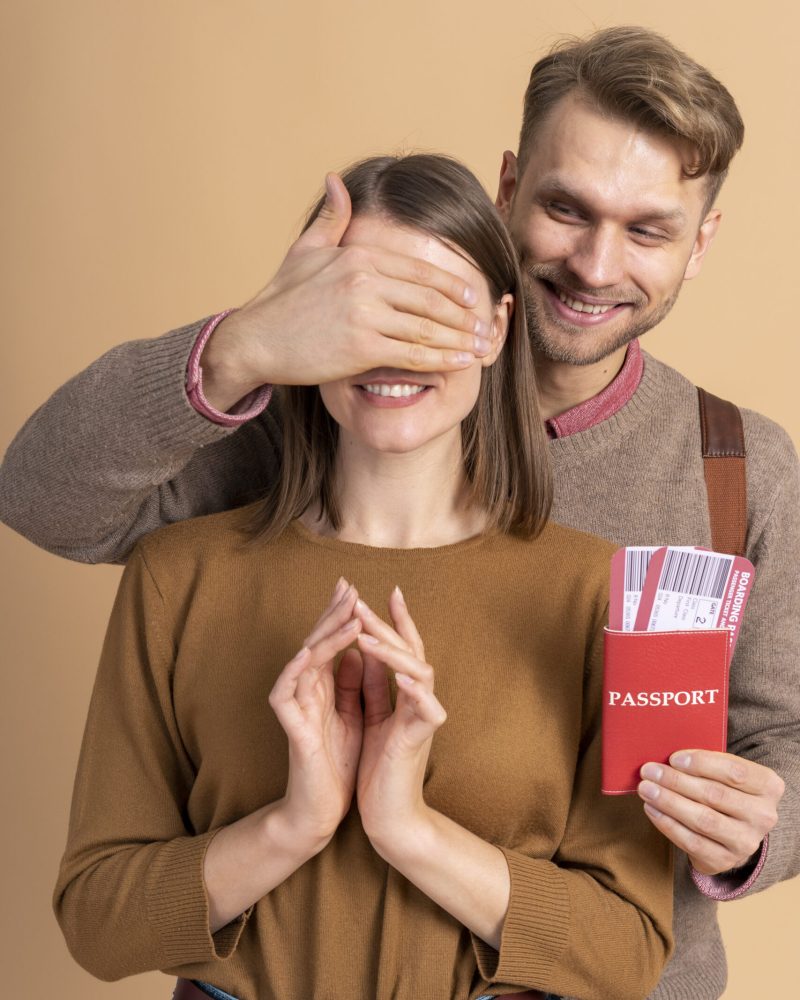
[{"xmin": 356, "ymin": 382, "xmax": 433, "ymax": 408}]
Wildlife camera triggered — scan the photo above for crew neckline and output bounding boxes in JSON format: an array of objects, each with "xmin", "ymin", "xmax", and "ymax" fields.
[{"xmin": 288, "ymin": 517, "xmax": 500, "ymax": 560}]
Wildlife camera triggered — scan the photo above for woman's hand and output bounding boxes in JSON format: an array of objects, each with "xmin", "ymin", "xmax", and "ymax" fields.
[
  {"xmin": 269, "ymin": 578, "xmax": 365, "ymax": 850},
  {"xmin": 354, "ymin": 588, "xmax": 447, "ymax": 852}
]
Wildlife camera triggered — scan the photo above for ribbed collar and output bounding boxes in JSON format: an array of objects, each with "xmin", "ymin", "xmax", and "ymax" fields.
[{"xmin": 546, "ymin": 340, "xmax": 644, "ymax": 439}]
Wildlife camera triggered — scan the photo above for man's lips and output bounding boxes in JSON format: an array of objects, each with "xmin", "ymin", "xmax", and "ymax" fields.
[{"xmin": 542, "ymin": 280, "xmax": 631, "ymax": 325}]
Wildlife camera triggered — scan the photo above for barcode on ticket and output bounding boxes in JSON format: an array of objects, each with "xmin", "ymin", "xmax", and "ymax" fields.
[
  {"xmin": 659, "ymin": 550, "xmax": 733, "ymax": 600},
  {"xmin": 624, "ymin": 547, "xmax": 654, "ymax": 593}
]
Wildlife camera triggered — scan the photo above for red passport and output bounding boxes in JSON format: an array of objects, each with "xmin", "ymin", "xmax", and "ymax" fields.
[{"xmin": 602, "ymin": 628, "xmax": 731, "ymax": 794}]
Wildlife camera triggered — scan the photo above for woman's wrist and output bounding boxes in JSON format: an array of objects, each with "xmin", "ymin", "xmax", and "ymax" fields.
[
  {"xmin": 268, "ymin": 797, "xmax": 337, "ymax": 860},
  {"xmin": 365, "ymin": 802, "xmax": 437, "ymax": 865}
]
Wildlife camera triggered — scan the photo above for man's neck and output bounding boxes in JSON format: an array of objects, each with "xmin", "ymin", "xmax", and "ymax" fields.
[{"xmin": 534, "ymin": 345, "xmax": 629, "ymax": 421}]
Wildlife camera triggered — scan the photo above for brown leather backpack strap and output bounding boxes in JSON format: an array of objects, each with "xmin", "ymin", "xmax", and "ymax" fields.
[{"xmin": 698, "ymin": 387, "xmax": 747, "ymax": 556}]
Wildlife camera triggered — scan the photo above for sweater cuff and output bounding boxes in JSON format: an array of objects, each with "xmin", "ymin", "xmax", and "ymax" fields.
[
  {"xmin": 185, "ymin": 310, "xmax": 273, "ymax": 426},
  {"xmin": 471, "ymin": 847, "xmax": 570, "ymax": 987},
  {"xmin": 145, "ymin": 831, "xmax": 250, "ymax": 968},
  {"xmin": 130, "ymin": 319, "xmax": 243, "ymax": 452},
  {"xmin": 690, "ymin": 834, "xmax": 769, "ymax": 901}
]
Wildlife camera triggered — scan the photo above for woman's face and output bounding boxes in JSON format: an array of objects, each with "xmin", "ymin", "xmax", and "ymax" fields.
[{"xmin": 319, "ymin": 214, "xmax": 512, "ymax": 457}]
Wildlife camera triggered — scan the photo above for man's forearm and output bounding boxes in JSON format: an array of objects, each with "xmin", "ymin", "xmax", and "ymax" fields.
[{"xmin": 0, "ymin": 319, "xmax": 279, "ymax": 562}]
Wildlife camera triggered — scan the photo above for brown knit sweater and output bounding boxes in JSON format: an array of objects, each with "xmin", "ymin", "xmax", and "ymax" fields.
[
  {"xmin": 4, "ymin": 320, "xmax": 799, "ymax": 998},
  {"xmin": 54, "ymin": 511, "xmax": 673, "ymax": 1000}
]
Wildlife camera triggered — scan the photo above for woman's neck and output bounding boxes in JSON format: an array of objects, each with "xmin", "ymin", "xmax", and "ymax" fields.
[{"xmin": 301, "ymin": 430, "xmax": 488, "ymax": 548}]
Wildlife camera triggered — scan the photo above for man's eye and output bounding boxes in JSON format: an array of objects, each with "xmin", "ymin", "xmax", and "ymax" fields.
[
  {"xmin": 548, "ymin": 202, "xmax": 581, "ymax": 219},
  {"xmin": 631, "ymin": 227, "xmax": 667, "ymax": 242}
]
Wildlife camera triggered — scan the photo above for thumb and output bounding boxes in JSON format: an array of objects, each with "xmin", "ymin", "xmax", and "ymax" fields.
[
  {"xmin": 295, "ymin": 172, "xmax": 352, "ymax": 252},
  {"xmin": 334, "ymin": 648, "xmax": 364, "ymax": 723}
]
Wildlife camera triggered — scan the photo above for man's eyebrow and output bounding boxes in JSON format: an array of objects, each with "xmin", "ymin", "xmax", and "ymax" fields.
[{"xmin": 536, "ymin": 177, "xmax": 688, "ymax": 226}]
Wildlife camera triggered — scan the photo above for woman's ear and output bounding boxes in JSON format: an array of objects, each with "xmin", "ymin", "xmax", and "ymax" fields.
[{"xmin": 481, "ymin": 292, "xmax": 514, "ymax": 367}]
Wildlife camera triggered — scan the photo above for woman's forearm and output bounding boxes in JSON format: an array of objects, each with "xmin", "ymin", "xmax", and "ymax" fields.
[
  {"xmin": 369, "ymin": 806, "xmax": 510, "ymax": 949},
  {"xmin": 203, "ymin": 799, "xmax": 327, "ymax": 933}
]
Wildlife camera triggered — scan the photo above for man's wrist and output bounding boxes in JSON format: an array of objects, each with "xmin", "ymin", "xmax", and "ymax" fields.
[{"xmin": 186, "ymin": 310, "xmax": 272, "ymax": 425}]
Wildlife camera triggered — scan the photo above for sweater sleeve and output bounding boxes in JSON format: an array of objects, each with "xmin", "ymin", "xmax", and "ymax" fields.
[
  {"xmin": 472, "ymin": 618, "xmax": 674, "ymax": 1000},
  {"xmin": 53, "ymin": 546, "xmax": 249, "ymax": 980},
  {"xmin": 0, "ymin": 319, "xmax": 282, "ymax": 565},
  {"xmin": 701, "ymin": 418, "xmax": 800, "ymax": 899}
]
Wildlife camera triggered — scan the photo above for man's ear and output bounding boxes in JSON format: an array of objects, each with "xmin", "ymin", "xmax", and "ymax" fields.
[
  {"xmin": 495, "ymin": 151, "xmax": 519, "ymax": 224},
  {"xmin": 684, "ymin": 209, "xmax": 722, "ymax": 281},
  {"xmin": 482, "ymin": 293, "xmax": 514, "ymax": 367}
]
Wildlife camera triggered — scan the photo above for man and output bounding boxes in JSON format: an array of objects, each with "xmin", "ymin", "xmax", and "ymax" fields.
[{"xmin": 2, "ymin": 24, "xmax": 798, "ymax": 1000}]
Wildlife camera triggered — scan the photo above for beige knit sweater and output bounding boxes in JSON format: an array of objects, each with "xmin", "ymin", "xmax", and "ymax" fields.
[{"xmin": 54, "ymin": 511, "xmax": 673, "ymax": 1000}]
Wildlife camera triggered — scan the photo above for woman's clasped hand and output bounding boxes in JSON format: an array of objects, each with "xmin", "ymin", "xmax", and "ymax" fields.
[{"xmin": 270, "ymin": 577, "xmax": 447, "ymax": 854}]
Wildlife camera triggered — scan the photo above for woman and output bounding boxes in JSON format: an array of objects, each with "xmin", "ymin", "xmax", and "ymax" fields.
[{"xmin": 54, "ymin": 154, "xmax": 672, "ymax": 1000}]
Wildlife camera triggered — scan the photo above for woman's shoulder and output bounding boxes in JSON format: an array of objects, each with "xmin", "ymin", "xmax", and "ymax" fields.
[
  {"xmin": 487, "ymin": 520, "xmax": 615, "ymax": 610},
  {"xmin": 132, "ymin": 501, "xmax": 273, "ymax": 577}
]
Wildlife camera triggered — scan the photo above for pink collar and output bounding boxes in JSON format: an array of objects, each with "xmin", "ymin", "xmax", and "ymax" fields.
[{"xmin": 545, "ymin": 340, "xmax": 644, "ymax": 439}]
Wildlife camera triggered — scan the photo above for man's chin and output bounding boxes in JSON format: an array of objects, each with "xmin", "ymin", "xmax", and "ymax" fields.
[{"xmin": 530, "ymin": 327, "xmax": 638, "ymax": 367}]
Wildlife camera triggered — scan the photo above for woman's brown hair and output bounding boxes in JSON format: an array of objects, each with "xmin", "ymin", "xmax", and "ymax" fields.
[{"xmin": 249, "ymin": 153, "xmax": 552, "ymax": 542}]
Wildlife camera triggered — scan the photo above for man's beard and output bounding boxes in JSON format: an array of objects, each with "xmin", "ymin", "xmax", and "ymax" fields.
[{"xmin": 519, "ymin": 261, "xmax": 682, "ymax": 367}]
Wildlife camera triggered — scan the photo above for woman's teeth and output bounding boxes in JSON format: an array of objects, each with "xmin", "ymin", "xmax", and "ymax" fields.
[
  {"xmin": 557, "ymin": 289, "xmax": 616, "ymax": 314},
  {"xmin": 362, "ymin": 383, "xmax": 427, "ymax": 398}
]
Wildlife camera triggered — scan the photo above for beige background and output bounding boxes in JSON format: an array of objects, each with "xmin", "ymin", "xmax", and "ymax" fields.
[{"xmin": 1, "ymin": 1, "xmax": 797, "ymax": 996}]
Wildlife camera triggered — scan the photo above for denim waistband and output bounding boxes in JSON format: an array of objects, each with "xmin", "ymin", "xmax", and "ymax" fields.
[{"xmin": 193, "ymin": 983, "xmax": 238, "ymax": 1000}]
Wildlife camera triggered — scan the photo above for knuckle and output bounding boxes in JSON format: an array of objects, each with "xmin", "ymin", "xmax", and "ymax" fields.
[
  {"xmin": 341, "ymin": 245, "xmax": 369, "ymax": 268},
  {"xmin": 423, "ymin": 285, "xmax": 445, "ymax": 315},
  {"xmin": 411, "ymin": 257, "xmax": 432, "ymax": 285},
  {"xmin": 728, "ymin": 761, "xmax": 749, "ymax": 786},
  {"xmin": 343, "ymin": 269, "xmax": 372, "ymax": 296},
  {"xmin": 771, "ymin": 773, "xmax": 786, "ymax": 800},
  {"xmin": 407, "ymin": 343, "xmax": 427, "ymax": 368},
  {"xmin": 683, "ymin": 830, "xmax": 704, "ymax": 857},
  {"xmin": 759, "ymin": 807, "xmax": 779, "ymax": 832},
  {"xmin": 417, "ymin": 317, "xmax": 435, "ymax": 344},
  {"xmin": 704, "ymin": 782, "xmax": 731, "ymax": 811},
  {"xmin": 695, "ymin": 807, "xmax": 721, "ymax": 837}
]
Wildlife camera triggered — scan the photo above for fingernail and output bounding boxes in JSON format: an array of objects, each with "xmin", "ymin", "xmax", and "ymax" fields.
[
  {"xmin": 643, "ymin": 803, "xmax": 663, "ymax": 819},
  {"xmin": 290, "ymin": 646, "xmax": 310, "ymax": 661},
  {"xmin": 396, "ymin": 673, "xmax": 414, "ymax": 686},
  {"xmin": 640, "ymin": 763, "xmax": 663, "ymax": 782},
  {"xmin": 474, "ymin": 336, "xmax": 491, "ymax": 355},
  {"xmin": 639, "ymin": 781, "xmax": 660, "ymax": 801},
  {"xmin": 343, "ymin": 619, "xmax": 360, "ymax": 631},
  {"xmin": 463, "ymin": 286, "xmax": 478, "ymax": 306},
  {"xmin": 393, "ymin": 585, "xmax": 406, "ymax": 605},
  {"xmin": 355, "ymin": 598, "xmax": 368, "ymax": 614},
  {"xmin": 672, "ymin": 753, "xmax": 692, "ymax": 769},
  {"xmin": 455, "ymin": 352, "xmax": 474, "ymax": 365},
  {"xmin": 474, "ymin": 318, "xmax": 490, "ymax": 337},
  {"xmin": 333, "ymin": 577, "xmax": 346, "ymax": 598},
  {"xmin": 358, "ymin": 634, "xmax": 379, "ymax": 645}
]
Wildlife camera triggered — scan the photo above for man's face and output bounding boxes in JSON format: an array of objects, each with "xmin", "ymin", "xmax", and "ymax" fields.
[{"xmin": 496, "ymin": 92, "xmax": 720, "ymax": 367}]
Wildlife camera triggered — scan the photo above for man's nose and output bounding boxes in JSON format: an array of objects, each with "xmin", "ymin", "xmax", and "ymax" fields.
[{"xmin": 564, "ymin": 224, "xmax": 625, "ymax": 290}]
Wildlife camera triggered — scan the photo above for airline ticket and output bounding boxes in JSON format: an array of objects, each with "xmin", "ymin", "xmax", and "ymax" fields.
[{"xmin": 610, "ymin": 545, "xmax": 755, "ymax": 655}]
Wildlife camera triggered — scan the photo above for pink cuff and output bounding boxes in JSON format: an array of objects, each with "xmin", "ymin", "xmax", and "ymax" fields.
[
  {"xmin": 185, "ymin": 309, "xmax": 272, "ymax": 426},
  {"xmin": 690, "ymin": 834, "xmax": 769, "ymax": 900}
]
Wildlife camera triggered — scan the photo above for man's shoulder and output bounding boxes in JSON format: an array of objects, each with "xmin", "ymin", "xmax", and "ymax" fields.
[{"xmin": 643, "ymin": 352, "xmax": 797, "ymax": 458}]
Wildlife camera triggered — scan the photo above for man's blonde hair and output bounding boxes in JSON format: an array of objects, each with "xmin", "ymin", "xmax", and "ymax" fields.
[{"xmin": 519, "ymin": 26, "xmax": 745, "ymax": 207}]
